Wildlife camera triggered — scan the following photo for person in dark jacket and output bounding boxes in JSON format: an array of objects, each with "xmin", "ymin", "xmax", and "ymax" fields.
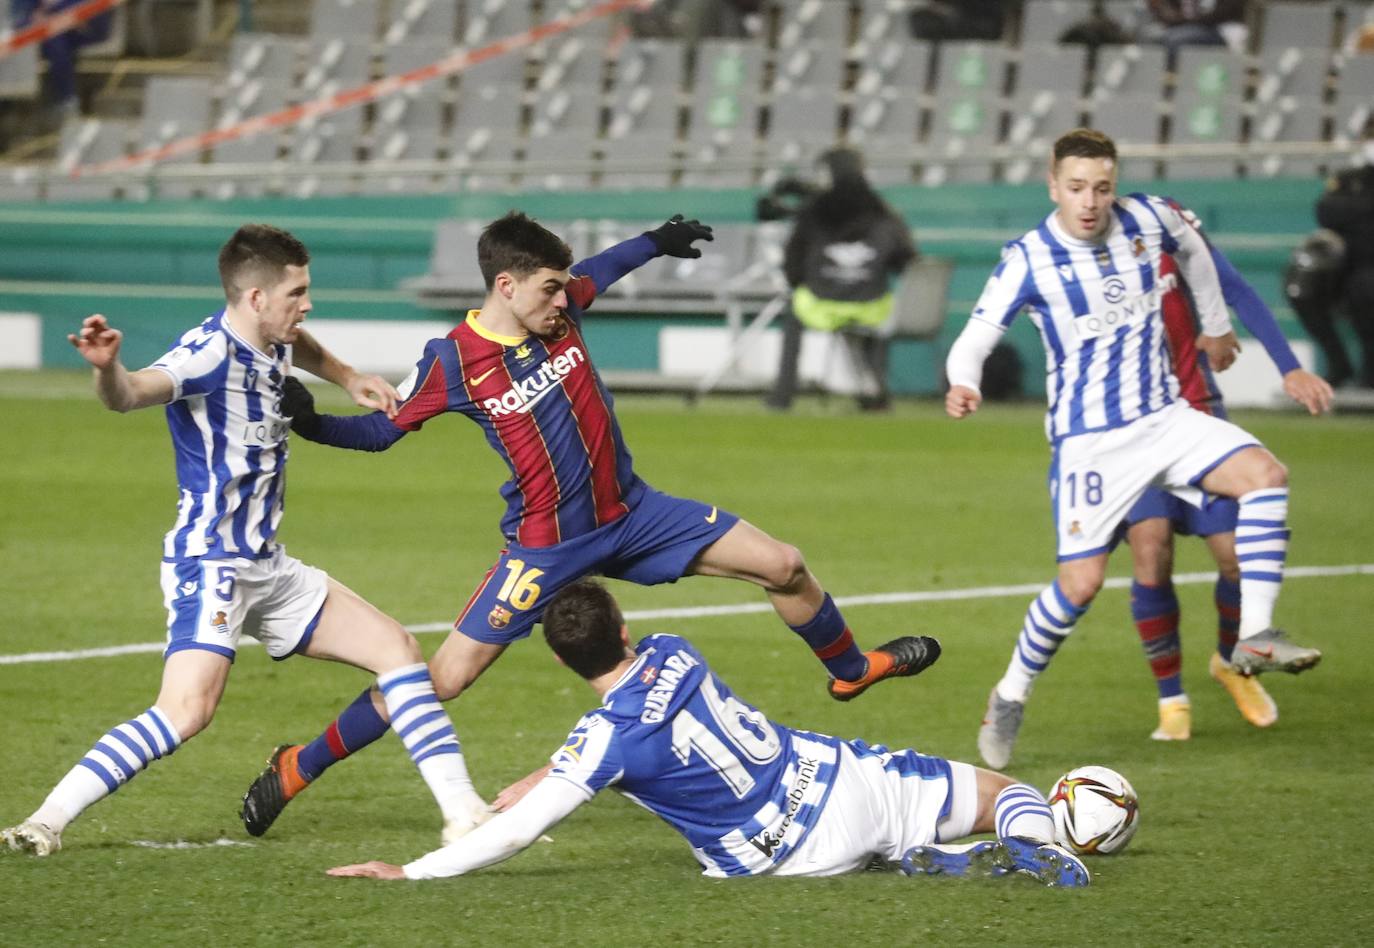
[
  {"xmin": 767, "ymin": 148, "xmax": 918, "ymax": 411},
  {"xmin": 1285, "ymin": 159, "xmax": 1374, "ymax": 388}
]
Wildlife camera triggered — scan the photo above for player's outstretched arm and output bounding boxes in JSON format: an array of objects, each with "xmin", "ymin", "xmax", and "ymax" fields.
[
  {"xmin": 279, "ymin": 376, "xmax": 407, "ymax": 451},
  {"xmin": 328, "ymin": 777, "xmax": 588, "ymax": 881},
  {"xmin": 68, "ymin": 314, "xmax": 173, "ymax": 412},
  {"xmin": 292, "ymin": 328, "xmax": 399, "ymax": 417},
  {"xmin": 492, "ymin": 763, "xmax": 555, "ymax": 811},
  {"xmin": 1282, "ymin": 369, "xmax": 1334, "ymax": 415}
]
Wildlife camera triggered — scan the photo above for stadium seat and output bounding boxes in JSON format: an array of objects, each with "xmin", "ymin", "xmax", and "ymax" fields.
[
  {"xmin": 48, "ymin": 119, "xmax": 130, "ymax": 201},
  {"xmin": 1249, "ymin": 46, "xmax": 1331, "ymax": 178},
  {"xmin": 682, "ymin": 41, "xmax": 763, "ymax": 186},
  {"xmin": 1019, "ymin": 0, "xmax": 1095, "ymax": 46},
  {"xmin": 1166, "ymin": 48, "xmax": 1247, "ymax": 179},
  {"xmin": 848, "ymin": 37, "xmax": 929, "ymax": 181},
  {"xmin": 463, "ymin": 0, "xmax": 531, "ymax": 48},
  {"xmin": 404, "ymin": 218, "xmax": 489, "ymax": 299},
  {"xmin": 598, "ymin": 134, "xmax": 676, "ymax": 190},
  {"xmin": 525, "ymin": 84, "xmax": 602, "ymax": 190},
  {"xmin": 1258, "ymin": 1, "xmax": 1339, "ymax": 55},
  {"xmin": 605, "ymin": 40, "xmax": 685, "ymax": 137},
  {"xmin": 0, "ymin": 166, "xmax": 41, "ymax": 202},
  {"xmin": 777, "ymin": 0, "xmax": 851, "ymax": 48},
  {"xmin": 0, "ymin": 39, "xmax": 39, "ymax": 101},
  {"xmin": 1092, "ymin": 43, "xmax": 1169, "ymax": 99},
  {"xmin": 1331, "ymin": 53, "xmax": 1374, "ymax": 146},
  {"xmin": 382, "ymin": 0, "xmax": 458, "ymax": 45},
  {"xmin": 772, "ymin": 40, "xmax": 846, "ymax": 95},
  {"xmin": 310, "ymin": 0, "xmax": 379, "ymax": 40},
  {"xmin": 135, "ymin": 76, "xmax": 214, "ymax": 199},
  {"xmin": 1004, "ymin": 45, "xmax": 1088, "ymax": 183},
  {"xmin": 923, "ymin": 42, "xmax": 1009, "ymax": 184},
  {"xmin": 763, "ymin": 85, "xmax": 844, "ymax": 182}
]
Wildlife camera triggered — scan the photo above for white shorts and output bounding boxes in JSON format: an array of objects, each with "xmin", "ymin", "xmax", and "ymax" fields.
[
  {"xmin": 771, "ymin": 744, "xmax": 978, "ymax": 877},
  {"xmin": 159, "ymin": 546, "xmax": 329, "ymax": 661},
  {"xmin": 1051, "ymin": 401, "xmax": 1259, "ymax": 560}
]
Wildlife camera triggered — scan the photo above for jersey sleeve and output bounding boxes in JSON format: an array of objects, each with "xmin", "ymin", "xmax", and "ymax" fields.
[
  {"xmin": 1153, "ymin": 197, "xmax": 1231, "ymax": 337},
  {"xmin": 149, "ymin": 325, "xmax": 229, "ymax": 401},
  {"xmin": 1212, "ymin": 246, "xmax": 1301, "ymax": 375},
  {"xmin": 546, "ymin": 712, "xmax": 624, "ymax": 798},
  {"xmin": 969, "ymin": 242, "xmax": 1035, "ymax": 329},
  {"xmin": 568, "ymin": 234, "xmax": 661, "ymax": 307},
  {"xmin": 391, "ymin": 338, "xmax": 460, "ymax": 432},
  {"xmin": 402, "ymin": 777, "xmax": 588, "ymax": 880}
]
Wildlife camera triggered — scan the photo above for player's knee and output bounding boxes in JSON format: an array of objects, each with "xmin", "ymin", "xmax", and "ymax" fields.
[
  {"xmin": 428, "ymin": 658, "xmax": 476, "ymax": 702},
  {"xmin": 1058, "ymin": 570, "xmax": 1104, "ymax": 607},
  {"xmin": 1130, "ymin": 540, "xmax": 1172, "ymax": 585},
  {"xmin": 163, "ymin": 697, "xmax": 218, "ymax": 740},
  {"xmin": 762, "ymin": 542, "xmax": 807, "ymax": 592},
  {"xmin": 1259, "ymin": 457, "xmax": 1288, "ymax": 490}
]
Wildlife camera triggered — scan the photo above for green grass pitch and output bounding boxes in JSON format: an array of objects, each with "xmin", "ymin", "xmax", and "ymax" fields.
[{"xmin": 2, "ymin": 370, "xmax": 1371, "ymax": 945}]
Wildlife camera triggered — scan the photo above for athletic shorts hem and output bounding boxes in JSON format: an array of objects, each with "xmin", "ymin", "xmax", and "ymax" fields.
[
  {"xmin": 1187, "ymin": 441, "xmax": 1260, "ymax": 486},
  {"xmin": 164, "ymin": 640, "xmax": 236, "ymax": 662}
]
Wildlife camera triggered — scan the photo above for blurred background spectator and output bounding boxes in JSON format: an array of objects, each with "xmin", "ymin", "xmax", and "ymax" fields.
[{"xmin": 766, "ymin": 147, "xmax": 917, "ymax": 412}]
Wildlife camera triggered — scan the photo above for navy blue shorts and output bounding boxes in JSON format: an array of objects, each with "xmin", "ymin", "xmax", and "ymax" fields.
[
  {"xmin": 455, "ymin": 488, "xmax": 740, "ymax": 645},
  {"xmin": 1117, "ymin": 486, "xmax": 1239, "ymax": 543}
]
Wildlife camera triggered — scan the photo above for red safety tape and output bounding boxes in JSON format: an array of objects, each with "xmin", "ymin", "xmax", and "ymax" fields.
[
  {"xmin": 0, "ymin": 0, "xmax": 127, "ymax": 60},
  {"xmin": 72, "ymin": 0, "xmax": 649, "ymax": 179}
]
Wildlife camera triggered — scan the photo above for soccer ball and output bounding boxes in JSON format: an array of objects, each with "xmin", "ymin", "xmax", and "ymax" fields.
[{"xmin": 1047, "ymin": 765, "xmax": 1139, "ymax": 855}]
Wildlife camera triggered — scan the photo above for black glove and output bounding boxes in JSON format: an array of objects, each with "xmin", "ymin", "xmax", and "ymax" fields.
[
  {"xmin": 644, "ymin": 214, "xmax": 713, "ymax": 259},
  {"xmin": 280, "ymin": 375, "xmax": 322, "ymax": 438}
]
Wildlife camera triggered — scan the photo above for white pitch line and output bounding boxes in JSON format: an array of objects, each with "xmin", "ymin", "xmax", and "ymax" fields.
[{"xmin": 3, "ymin": 564, "xmax": 1369, "ymax": 666}]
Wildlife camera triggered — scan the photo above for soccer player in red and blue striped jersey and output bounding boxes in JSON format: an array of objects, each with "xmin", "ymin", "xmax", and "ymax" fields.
[
  {"xmin": 239, "ymin": 213, "xmax": 940, "ymax": 842},
  {"xmin": 1118, "ymin": 202, "xmax": 1331, "ymax": 742}
]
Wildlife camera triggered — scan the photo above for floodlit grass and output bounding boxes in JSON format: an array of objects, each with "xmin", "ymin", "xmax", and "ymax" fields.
[{"xmin": 2, "ymin": 371, "xmax": 1371, "ymax": 945}]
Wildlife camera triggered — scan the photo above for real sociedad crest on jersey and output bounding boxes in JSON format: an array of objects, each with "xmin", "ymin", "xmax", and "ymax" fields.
[
  {"xmin": 488, "ymin": 604, "xmax": 512, "ymax": 629},
  {"xmin": 1132, "ymin": 236, "xmax": 1147, "ymax": 257}
]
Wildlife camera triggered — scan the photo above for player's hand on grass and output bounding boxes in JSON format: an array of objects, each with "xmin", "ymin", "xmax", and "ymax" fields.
[
  {"xmin": 68, "ymin": 314, "xmax": 123, "ymax": 369},
  {"xmin": 945, "ymin": 384, "xmax": 982, "ymax": 419},
  {"xmin": 344, "ymin": 371, "xmax": 400, "ymax": 417},
  {"xmin": 1282, "ymin": 368, "xmax": 1334, "ymax": 415},
  {"xmin": 281, "ymin": 376, "xmax": 323, "ymax": 437},
  {"xmin": 327, "ymin": 861, "xmax": 405, "ymax": 880},
  {"xmin": 1196, "ymin": 331, "xmax": 1240, "ymax": 372},
  {"xmin": 645, "ymin": 215, "xmax": 713, "ymax": 259},
  {"xmin": 492, "ymin": 763, "xmax": 554, "ymax": 811}
]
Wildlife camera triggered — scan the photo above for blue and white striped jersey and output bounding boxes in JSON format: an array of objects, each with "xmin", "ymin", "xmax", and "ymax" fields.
[
  {"xmin": 150, "ymin": 311, "xmax": 291, "ymax": 561},
  {"xmin": 547, "ymin": 634, "xmax": 843, "ymax": 877},
  {"xmin": 968, "ymin": 193, "xmax": 1231, "ymax": 442}
]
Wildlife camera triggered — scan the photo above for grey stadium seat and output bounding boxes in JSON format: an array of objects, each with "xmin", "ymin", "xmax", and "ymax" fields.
[{"xmin": 310, "ymin": 0, "xmax": 379, "ymax": 40}]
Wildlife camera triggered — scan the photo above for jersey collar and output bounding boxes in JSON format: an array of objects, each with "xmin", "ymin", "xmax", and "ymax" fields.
[{"xmin": 466, "ymin": 310, "xmax": 527, "ymax": 346}]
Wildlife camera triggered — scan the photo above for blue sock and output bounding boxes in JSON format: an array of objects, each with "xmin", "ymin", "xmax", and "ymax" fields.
[
  {"xmin": 1215, "ymin": 575, "xmax": 1241, "ymax": 662},
  {"xmin": 788, "ymin": 593, "xmax": 867, "ymax": 681},
  {"xmin": 297, "ymin": 688, "xmax": 389, "ymax": 782},
  {"xmin": 1132, "ymin": 581, "xmax": 1183, "ymax": 699}
]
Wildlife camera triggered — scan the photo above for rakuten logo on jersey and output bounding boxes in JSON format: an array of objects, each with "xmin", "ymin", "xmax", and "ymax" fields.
[{"xmin": 483, "ymin": 346, "xmax": 587, "ymax": 416}]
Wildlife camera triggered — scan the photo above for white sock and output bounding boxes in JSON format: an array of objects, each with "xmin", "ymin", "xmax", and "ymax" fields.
[
  {"xmin": 1235, "ymin": 488, "xmax": 1289, "ymax": 638},
  {"xmin": 33, "ymin": 706, "xmax": 182, "ymax": 832},
  {"xmin": 995, "ymin": 783, "xmax": 1055, "ymax": 844},
  {"xmin": 377, "ymin": 664, "xmax": 483, "ymax": 822},
  {"xmin": 997, "ymin": 581, "xmax": 1086, "ymax": 703}
]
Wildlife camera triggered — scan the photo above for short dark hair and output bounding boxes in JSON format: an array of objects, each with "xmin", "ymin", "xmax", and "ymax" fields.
[
  {"xmin": 477, "ymin": 211, "xmax": 573, "ymax": 290},
  {"xmin": 218, "ymin": 224, "xmax": 310, "ymax": 302},
  {"xmin": 1052, "ymin": 128, "xmax": 1118, "ymax": 168},
  {"xmin": 541, "ymin": 580, "xmax": 628, "ymax": 679}
]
